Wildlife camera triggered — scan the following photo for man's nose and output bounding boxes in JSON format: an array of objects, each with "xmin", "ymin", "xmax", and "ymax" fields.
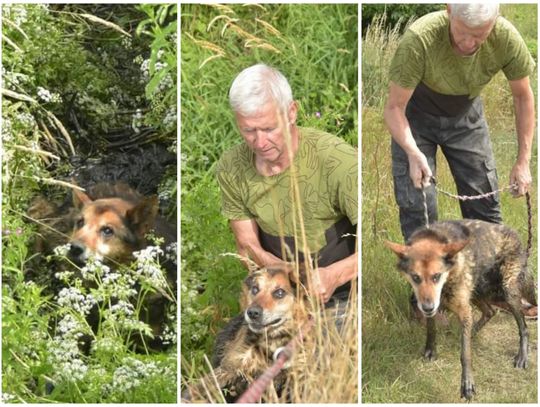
[{"xmin": 253, "ymin": 130, "xmax": 267, "ymax": 148}]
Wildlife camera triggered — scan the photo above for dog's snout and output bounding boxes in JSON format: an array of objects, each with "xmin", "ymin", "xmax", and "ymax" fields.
[
  {"xmin": 246, "ymin": 305, "xmax": 263, "ymax": 321},
  {"xmin": 421, "ymin": 302, "xmax": 435, "ymax": 314},
  {"xmin": 68, "ymin": 241, "xmax": 86, "ymax": 262}
]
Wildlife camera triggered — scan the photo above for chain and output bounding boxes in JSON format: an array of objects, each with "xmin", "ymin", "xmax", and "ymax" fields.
[
  {"xmin": 422, "ymin": 177, "xmax": 532, "ymax": 263},
  {"xmin": 421, "ymin": 188, "xmax": 430, "ymax": 228}
]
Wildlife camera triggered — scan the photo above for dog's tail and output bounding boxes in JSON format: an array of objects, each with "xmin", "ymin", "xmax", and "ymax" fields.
[{"xmin": 520, "ymin": 268, "xmax": 538, "ymax": 307}]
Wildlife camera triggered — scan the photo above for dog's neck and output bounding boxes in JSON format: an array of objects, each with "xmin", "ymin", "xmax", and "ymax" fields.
[{"xmin": 245, "ymin": 326, "xmax": 293, "ymax": 360}]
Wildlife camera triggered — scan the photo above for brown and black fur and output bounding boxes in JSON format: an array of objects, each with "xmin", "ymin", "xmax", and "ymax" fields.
[
  {"xmin": 184, "ymin": 264, "xmax": 308, "ymax": 402},
  {"xmin": 28, "ymin": 182, "xmax": 176, "ymax": 351},
  {"xmin": 386, "ymin": 219, "xmax": 537, "ymax": 401}
]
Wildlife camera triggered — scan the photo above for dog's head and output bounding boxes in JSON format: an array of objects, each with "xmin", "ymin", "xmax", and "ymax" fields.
[
  {"xmin": 242, "ymin": 264, "xmax": 305, "ymax": 335},
  {"xmin": 68, "ymin": 187, "xmax": 158, "ymax": 266},
  {"xmin": 385, "ymin": 231, "xmax": 468, "ymax": 318}
]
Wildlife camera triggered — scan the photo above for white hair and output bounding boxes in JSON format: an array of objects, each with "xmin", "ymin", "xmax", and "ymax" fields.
[
  {"xmin": 229, "ymin": 64, "xmax": 293, "ymax": 116},
  {"xmin": 448, "ymin": 3, "xmax": 499, "ymax": 27}
]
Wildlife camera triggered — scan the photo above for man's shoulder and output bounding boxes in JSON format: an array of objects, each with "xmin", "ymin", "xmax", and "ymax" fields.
[
  {"xmin": 300, "ymin": 127, "xmax": 353, "ymax": 149},
  {"xmin": 407, "ymin": 10, "xmax": 448, "ymax": 42},
  {"xmin": 490, "ymin": 16, "xmax": 526, "ymax": 45},
  {"xmin": 299, "ymin": 127, "xmax": 357, "ymax": 164}
]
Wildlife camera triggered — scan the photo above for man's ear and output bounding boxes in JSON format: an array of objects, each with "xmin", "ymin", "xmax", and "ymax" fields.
[
  {"xmin": 384, "ymin": 240, "xmax": 409, "ymax": 259},
  {"xmin": 126, "ymin": 196, "xmax": 159, "ymax": 236},
  {"xmin": 72, "ymin": 188, "xmax": 92, "ymax": 209},
  {"xmin": 287, "ymin": 100, "xmax": 298, "ymax": 125}
]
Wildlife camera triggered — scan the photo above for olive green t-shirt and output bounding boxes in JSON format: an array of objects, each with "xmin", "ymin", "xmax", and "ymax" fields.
[
  {"xmin": 389, "ymin": 11, "xmax": 535, "ymax": 97},
  {"xmin": 216, "ymin": 127, "xmax": 358, "ymax": 253}
]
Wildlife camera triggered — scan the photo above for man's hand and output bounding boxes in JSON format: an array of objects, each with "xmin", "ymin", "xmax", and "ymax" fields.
[
  {"xmin": 509, "ymin": 160, "xmax": 532, "ymax": 197},
  {"xmin": 408, "ymin": 150, "xmax": 433, "ymax": 189},
  {"xmin": 313, "ymin": 266, "xmax": 340, "ymax": 303}
]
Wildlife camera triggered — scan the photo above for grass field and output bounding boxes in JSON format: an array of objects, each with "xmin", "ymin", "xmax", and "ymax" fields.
[{"xmin": 361, "ymin": 4, "xmax": 538, "ymax": 403}]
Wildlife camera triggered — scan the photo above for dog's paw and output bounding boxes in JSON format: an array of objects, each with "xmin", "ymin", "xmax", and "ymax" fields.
[
  {"xmin": 423, "ymin": 348, "xmax": 437, "ymax": 361},
  {"xmin": 514, "ymin": 353, "xmax": 528, "ymax": 369},
  {"xmin": 460, "ymin": 379, "xmax": 476, "ymax": 401}
]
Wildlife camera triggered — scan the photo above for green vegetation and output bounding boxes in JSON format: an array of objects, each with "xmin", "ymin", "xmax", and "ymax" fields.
[
  {"xmin": 2, "ymin": 4, "xmax": 176, "ymax": 403},
  {"xmin": 181, "ymin": 3, "xmax": 358, "ymax": 402},
  {"xmin": 362, "ymin": 4, "xmax": 538, "ymax": 403}
]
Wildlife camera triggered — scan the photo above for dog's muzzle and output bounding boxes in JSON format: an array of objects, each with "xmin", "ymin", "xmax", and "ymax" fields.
[
  {"xmin": 245, "ymin": 305, "xmax": 284, "ymax": 333},
  {"xmin": 420, "ymin": 301, "xmax": 437, "ymax": 318},
  {"xmin": 68, "ymin": 241, "xmax": 88, "ymax": 265}
]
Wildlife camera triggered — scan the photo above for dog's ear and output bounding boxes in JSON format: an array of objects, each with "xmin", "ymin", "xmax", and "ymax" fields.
[
  {"xmin": 443, "ymin": 239, "xmax": 469, "ymax": 258},
  {"xmin": 127, "ymin": 196, "xmax": 159, "ymax": 236},
  {"xmin": 72, "ymin": 188, "xmax": 92, "ymax": 209},
  {"xmin": 288, "ymin": 262, "xmax": 308, "ymax": 285},
  {"xmin": 384, "ymin": 240, "xmax": 408, "ymax": 259}
]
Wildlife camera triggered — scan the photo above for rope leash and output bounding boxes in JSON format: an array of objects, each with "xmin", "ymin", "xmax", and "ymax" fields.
[
  {"xmin": 422, "ymin": 177, "xmax": 532, "ymax": 261},
  {"xmin": 235, "ymin": 317, "xmax": 314, "ymax": 403}
]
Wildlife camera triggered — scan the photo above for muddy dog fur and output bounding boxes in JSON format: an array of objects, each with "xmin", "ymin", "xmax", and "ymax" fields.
[
  {"xmin": 28, "ymin": 182, "xmax": 176, "ymax": 351},
  {"xmin": 386, "ymin": 219, "xmax": 537, "ymax": 401},
  {"xmin": 183, "ymin": 264, "xmax": 309, "ymax": 402}
]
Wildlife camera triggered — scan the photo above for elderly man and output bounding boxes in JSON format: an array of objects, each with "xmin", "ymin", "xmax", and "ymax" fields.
[
  {"xmin": 216, "ymin": 63, "xmax": 358, "ymax": 305},
  {"xmin": 385, "ymin": 4, "xmax": 536, "ymax": 318}
]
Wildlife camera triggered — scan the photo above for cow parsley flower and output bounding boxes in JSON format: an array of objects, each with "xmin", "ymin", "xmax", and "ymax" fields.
[{"xmin": 56, "ymin": 287, "xmax": 96, "ymax": 315}]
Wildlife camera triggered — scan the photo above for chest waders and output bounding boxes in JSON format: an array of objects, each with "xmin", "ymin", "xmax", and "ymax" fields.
[
  {"xmin": 391, "ymin": 82, "xmax": 502, "ymax": 241},
  {"xmin": 258, "ymin": 216, "xmax": 356, "ymax": 304}
]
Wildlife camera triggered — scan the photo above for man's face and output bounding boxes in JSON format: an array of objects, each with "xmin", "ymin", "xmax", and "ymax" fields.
[
  {"xmin": 449, "ymin": 16, "xmax": 495, "ymax": 56},
  {"xmin": 235, "ymin": 101, "xmax": 297, "ymax": 164}
]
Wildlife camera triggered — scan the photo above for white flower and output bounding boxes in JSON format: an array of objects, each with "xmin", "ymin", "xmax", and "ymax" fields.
[
  {"xmin": 91, "ymin": 336, "xmax": 123, "ymax": 354},
  {"xmin": 37, "ymin": 86, "xmax": 52, "ymax": 102},
  {"xmin": 16, "ymin": 111, "xmax": 35, "ymax": 128},
  {"xmin": 110, "ymin": 300, "xmax": 134, "ymax": 317},
  {"xmin": 48, "ymin": 337, "xmax": 88, "ymax": 382},
  {"xmin": 2, "ymin": 393, "xmax": 16, "ymax": 403},
  {"xmin": 80, "ymin": 257, "xmax": 110, "ymax": 280},
  {"xmin": 53, "ymin": 243, "xmax": 71, "ymax": 257},
  {"xmin": 56, "ymin": 287, "xmax": 96, "ymax": 315},
  {"xmin": 108, "ymin": 357, "xmax": 162, "ymax": 393},
  {"xmin": 54, "ymin": 270, "xmax": 74, "ymax": 283},
  {"xmin": 165, "ymin": 242, "xmax": 177, "ymax": 264}
]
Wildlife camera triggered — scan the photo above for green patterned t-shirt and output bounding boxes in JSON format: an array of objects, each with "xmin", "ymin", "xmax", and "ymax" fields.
[
  {"xmin": 216, "ymin": 127, "xmax": 358, "ymax": 253},
  {"xmin": 389, "ymin": 11, "xmax": 535, "ymax": 97}
]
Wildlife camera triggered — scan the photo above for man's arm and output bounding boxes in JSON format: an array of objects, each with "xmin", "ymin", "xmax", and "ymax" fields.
[
  {"xmin": 229, "ymin": 219, "xmax": 283, "ymax": 268},
  {"xmin": 509, "ymin": 76, "xmax": 535, "ymax": 196},
  {"xmin": 315, "ymin": 252, "xmax": 358, "ymax": 303},
  {"xmin": 384, "ymin": 81, "xmax": 431, "ymax": 189}
]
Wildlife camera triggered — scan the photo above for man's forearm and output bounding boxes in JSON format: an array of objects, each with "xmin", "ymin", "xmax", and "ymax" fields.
[
  {"xmin": 513, "ymin": 89, "xmax": 535, "ymax": 165},
  {"xmin": 235, "ymin": 239, "xmax": 283, "ymax": 268},
  {"xmin": 384, "ymin": 105, "xmax": 420, "ymax": 156}
]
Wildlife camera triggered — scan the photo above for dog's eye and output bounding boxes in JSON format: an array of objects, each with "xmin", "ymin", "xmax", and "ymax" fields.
[
  {"xmin": 411, "ymin": 274, "xmax": 422, "ymax": 284},
  {"xmin": 251, "ymin": 286, "xmax": 259, "ymax": 295},
  {"xmin": 432, "ymin": 273, "xmax": 441, "ymax": 283},
  {"xmin": 273, "ymin": 288, "xmax": 286, "ymax": 299},
  {"xmin": 76, "ymin": 218, "xmax": 84, "ymax": 228},
  {"xmin": 101, "ymin": 226, "xmax": 114, "ymax": 237}
]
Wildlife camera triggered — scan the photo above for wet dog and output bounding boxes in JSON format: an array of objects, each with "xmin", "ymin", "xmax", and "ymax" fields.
[
  {"xmin": 28, "ymin": 182, "xmax": 176, "ymax": 350},
  {"xmin": 69, "ymin": 183, "xmax": 169, "ymax": 266},
  {"xmin": 183, "ymin": 264, "xmax": 308, "ymax": 402},
  {"xmin": 386, "ymin": 219, "xmax": 537, "ymax": 401}
]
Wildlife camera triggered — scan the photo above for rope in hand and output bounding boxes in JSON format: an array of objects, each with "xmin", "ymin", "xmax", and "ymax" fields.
[
  {"xmin": 422, "ymin": 177, "xmax": 532, "ymax": 262},
  {"xmin": 235, "ymin": 317, "xmax": 314, "ymax": 403}
]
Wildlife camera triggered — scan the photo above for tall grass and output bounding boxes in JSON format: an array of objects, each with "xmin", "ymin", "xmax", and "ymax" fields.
[
  {"xmin": 362, "ymin": 4, "xmax": 537, "ymax": 403},
  {"xmin": 183, "ymin": 286, "xmax": 358, "ymax": 403},
  {"xmin": 181, "ymin": 3, "xmax": 358, "ymax": 402}
]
